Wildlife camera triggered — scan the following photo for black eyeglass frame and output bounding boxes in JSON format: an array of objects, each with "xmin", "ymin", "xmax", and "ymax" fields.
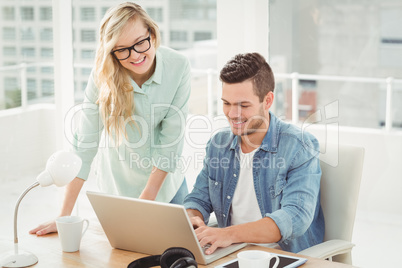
[{"xmin": 111, "ymin": 31, "xmax": 151, "ymax": 61}]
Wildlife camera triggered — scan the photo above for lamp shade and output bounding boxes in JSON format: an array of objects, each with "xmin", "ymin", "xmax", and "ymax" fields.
[{"xmin": 36, "ymin": 151, "xmax": 82, "ymax": 187}]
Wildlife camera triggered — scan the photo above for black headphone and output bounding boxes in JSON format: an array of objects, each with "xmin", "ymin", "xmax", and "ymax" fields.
[{"xmin": 127, "ymin": 247, "xmax": 198, "ymax": 268}]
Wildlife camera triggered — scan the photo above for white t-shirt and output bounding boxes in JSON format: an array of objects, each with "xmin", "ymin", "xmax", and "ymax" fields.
[{"xmin": 230, "ymin": 147, "xmax": 262, "ymax": 225}]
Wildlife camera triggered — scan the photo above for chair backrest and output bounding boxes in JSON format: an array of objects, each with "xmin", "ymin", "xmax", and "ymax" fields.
[{"xmin": 319, "ymin": 143, "xmax": 365, "ymax": 242}]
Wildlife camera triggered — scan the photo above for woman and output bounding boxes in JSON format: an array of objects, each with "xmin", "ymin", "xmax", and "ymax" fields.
[{"xmin": 30, "ymin": 2, "xmax": 191, "ymax": 235}]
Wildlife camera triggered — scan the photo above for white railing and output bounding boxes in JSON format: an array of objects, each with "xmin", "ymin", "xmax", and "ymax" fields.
[
  {"xmin": 191, "ymin": 68, "xmax": 219, "ymax": 118},
  {"xmin": 0, "ymin": 62, "xmax": 54, "ymax": 109},
  {"xmin": 275, "ymin": 72, "xmax": 402, "ymax": 131},
  {"xmin": 1, "ymin": 63, "xmax": 401, "ymax": 130}
]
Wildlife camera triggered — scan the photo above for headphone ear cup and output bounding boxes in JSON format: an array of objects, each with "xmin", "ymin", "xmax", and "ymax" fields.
[
  {"xmin": 159, "ymin": 247, "xmax": 196, "ymax": 268},
  {"xmin": 127, "ymin": 255, "xmax": 161, "ymax": 268},
  {"xmin": 170, "ymin": 256, "xmax": 198, "ymax": 268}
]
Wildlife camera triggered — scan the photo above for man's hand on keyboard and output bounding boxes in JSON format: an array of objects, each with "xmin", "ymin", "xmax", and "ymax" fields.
[
  {"xmin": 189, "ymin": 215, "xmax": 206, "ymax": 229},
  {"xmin": 194, "ymin": 226, "xmax": 234, "ymax": 255}
]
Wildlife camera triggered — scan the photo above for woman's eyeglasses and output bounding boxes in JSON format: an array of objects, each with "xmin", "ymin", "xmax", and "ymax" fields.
[{"xmin": 111, "ymin": 31, "xmax": 151, "ymax": 60}]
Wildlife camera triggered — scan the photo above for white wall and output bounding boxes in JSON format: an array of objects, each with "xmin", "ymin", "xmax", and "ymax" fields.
[
  {"xmin": 0, "ymin": 105, "xmax": 57, "ymax": 182},
  {"xmin": 216, "ymin": 0, "xmax": 269, "ymax": 114},
  {"xmin": 306, "ymin": 124, "xmax": 402, "ymax": 216}
]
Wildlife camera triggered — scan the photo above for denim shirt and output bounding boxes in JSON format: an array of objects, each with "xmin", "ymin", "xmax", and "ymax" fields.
[{"xmin": 184, "ymin": 112, "xmax": 325, "ymax": 253}]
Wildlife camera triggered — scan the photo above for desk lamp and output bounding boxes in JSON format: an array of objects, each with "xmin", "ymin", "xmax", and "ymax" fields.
[{"xmin": 0, "ymin": 151, "xmax": 82, "ymax": 268}]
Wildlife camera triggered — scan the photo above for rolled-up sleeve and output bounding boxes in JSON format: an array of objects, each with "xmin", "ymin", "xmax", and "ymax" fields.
[
  {"xmin": 184, "ymin": 174, "xmax": 213, "ymax": 223},
  {"xmin": 266, "ymin": 140, "xmax": 321, "ymax": 243},
  {"xmin": 184, "ymin": 140, "xmax": 214, "ymax": 224}
]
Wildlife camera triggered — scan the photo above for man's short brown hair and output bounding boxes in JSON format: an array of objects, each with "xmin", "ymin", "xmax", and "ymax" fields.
[{"xmin": 219, "ymin": 53, "xmax": 275, "ymax": 102}]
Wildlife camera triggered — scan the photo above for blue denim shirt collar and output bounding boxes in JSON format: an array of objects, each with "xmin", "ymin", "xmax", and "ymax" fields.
[{"xmin": 229, "ymin": 111, "xmax": 279, "ymax": 153}]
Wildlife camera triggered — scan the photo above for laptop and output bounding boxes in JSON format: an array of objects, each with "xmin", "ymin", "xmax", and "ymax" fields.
[{"xmin": 86, "ymin": 191, "xmax": 247, "ymax": 265}]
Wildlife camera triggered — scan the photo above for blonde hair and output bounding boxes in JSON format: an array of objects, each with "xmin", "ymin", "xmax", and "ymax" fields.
[{"xmin": 94, "ymin": 2, "xmax": 161, "ymax": 142}]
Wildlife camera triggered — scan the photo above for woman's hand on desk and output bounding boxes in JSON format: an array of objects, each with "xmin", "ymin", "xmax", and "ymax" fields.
[{"xmin": 29, "ymin": 220, "xmax": 57, "ymax": 236}]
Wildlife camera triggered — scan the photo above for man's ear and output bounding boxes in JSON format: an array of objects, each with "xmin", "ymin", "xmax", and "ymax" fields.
[{"xmin": 264, "ymin": 91, "xmax": 274, "ymax": 110}]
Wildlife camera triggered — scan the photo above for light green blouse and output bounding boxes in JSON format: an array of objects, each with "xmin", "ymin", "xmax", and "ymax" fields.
[{"xmin": 72, "ymin": 46, "xmax": 191, "ymax": 202}]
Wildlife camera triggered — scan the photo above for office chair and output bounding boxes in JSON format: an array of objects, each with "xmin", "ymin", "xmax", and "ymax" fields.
[{"xmin": 298, "ymin": 143, "xmax": 365, "ymax": 264}]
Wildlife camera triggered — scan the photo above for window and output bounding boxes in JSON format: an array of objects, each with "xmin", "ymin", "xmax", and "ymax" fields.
[
  {"xmin": 170, "ymin": 31, "xmax": 187, "ymax": 42},
  {"xmin": 80, "ymin": 30, "xmax": 96, "ymax": 42},
  {"xmin": 3, "ymin": 62, "xmax": 16, "ymax": 66},
  {"xmin": 4, "ymin": 77, "xmax": 20, "ymax": 108},
  {"xmin": 101, "ymin": 7, "xmax": 111, "ymax": 17},
  {"xmin": 81, "ymin": 68, "xmax": 92, "ymax": 75},
  {"xmin": 72, "ymin": 6, "xmax": 76, "ymax": 21},
  {"xmin": 41, "ymin": 67, "xmax": 54, "ymax": 74},
  {"xmin": 81, "ymin": 81, "xmax": 88, "ymax": 92},
  {"xmin": 2, "ymin": 7, "xmax": 15, "ymax": 20},
  {"xmin": 207, "ymin": 8, "xmax": 216, "ymax": 20},
  {"xmin": 269, "ymin": 0, "xmax": 402, "ymax": 129},
  {"xmin": 379, "ymin": 8, "xmax": 402, "ymax": 68},
  {"xmin": 4, "ymin": 77, "xmax": 18, "ymax": 91},
  {"xmin": 146, "ymin": 7, "xmax": 163, "ymax": 22},
  {"xmin": 27, "ymin": 66, "xmax": 36, "ymax": 73},
  {"xmin": 182, "ymin": 8, "xmax": 203, "ymax": 20},
  {"xmin": 81, "ymin": 7, "xmax": 96, "ymax": 21},
  {"xmin": 27, "ymin": 79, "xmax": 37, "ymax": 100},
  {"xmin": 21, "ymin": 7, "xmax": 34, "ymax": 21},
  {"xmin": 27, "ymin": 78, "xmax": 36, "ymax": 92},
  {"xmin": 81, "ymin": 49, "xmax": 95, "ymax": 59},
  {"xmin": 40, "ymin": 7, "xmax": 52, "ymax": 21},
  {"xmin": 194, "ymin": 31, "xmax": 212, "ymax": 41},
  {"xmin": 41, "ymin": 48, "xmax": 53, "ymax": 58},
  {"xmin": 3, "ymin": 47, "xmax": 16, "ymax": 57},
  {"xmin": 21, "ymin": 28, "xmax": 35, "ymax": 41},
  {"xmin": 40, "ymin": 28, "xmax": 53, "ymax": 41},
  {"xmin": 41, "ymin": 79, "xmax": 54, "ymax": 96},
  {"xmin": 3, "ymin": 27, "xmax": 16, "ymax": 40},
  {"xmin": 1, "ymin": 2, "xmax": 55, "ymax": 111},
  {"xmin": 21, "ymin": 47, "xmax": 35, "ymax": 58}
]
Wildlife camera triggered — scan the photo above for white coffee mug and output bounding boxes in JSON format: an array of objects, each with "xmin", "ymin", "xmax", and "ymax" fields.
[
  {"xmin": 237, "ymin": 250, "xmax": 280, "ymax": 268},
  {"xmin": 56, "ymin": 216, "xmax": 89, "ymax": 252}
]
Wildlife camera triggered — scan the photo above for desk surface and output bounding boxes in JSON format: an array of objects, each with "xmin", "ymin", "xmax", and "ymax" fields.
[{"xmin": 0, "ymin": 222, "xmax": 356, "ymax": 268}]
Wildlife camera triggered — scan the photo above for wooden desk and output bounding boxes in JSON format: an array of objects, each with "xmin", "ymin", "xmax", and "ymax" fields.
[{"xmin": 0, "ymin": 222, "xmax": 356, "ymax": 268}]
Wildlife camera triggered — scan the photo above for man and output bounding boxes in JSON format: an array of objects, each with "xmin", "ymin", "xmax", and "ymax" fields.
[{"xmin": 184, "ymin": 53, "xmax": 324, "ymax": 255}]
